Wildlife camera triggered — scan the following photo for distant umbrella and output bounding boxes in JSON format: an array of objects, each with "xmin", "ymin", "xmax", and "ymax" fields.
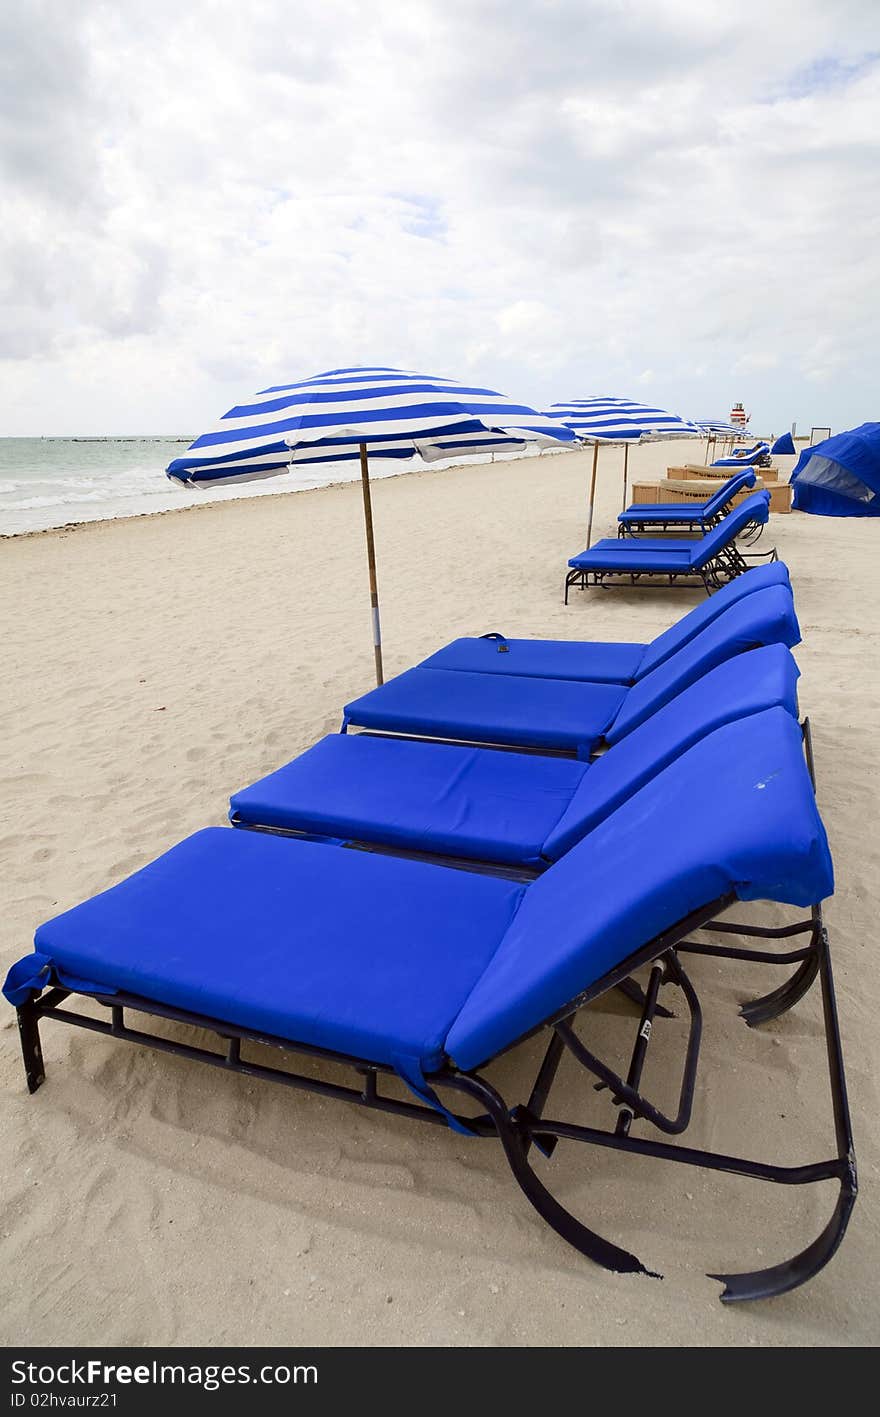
[
  {"xmin": 695, "ymin": 419, "xmax": 750, "ymax": 461},
  {"xmin": 167, "ymin": 366, "xmax": 576, "ymax": 683},
  {"xmin": 547, "ymin": 397, "xmax": 700, "ymax": 546},
  {"xmin": 545, "ymin": 400, "xmax": 646, "ymax": 444},
  {"xmin": 695, "ymin": 419, "xmax": 748, "ymax": 436},
  {"xmin": 587, "ymin": 397, "xmax": 700, "ymax": 441}
]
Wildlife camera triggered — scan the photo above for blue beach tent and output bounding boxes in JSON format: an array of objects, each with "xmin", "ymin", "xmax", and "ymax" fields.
[
  {"xmin": 790, "ymin": 423, "xmax": 880, "ymax": 516},
  {"xmin": 771, "ymin": 431, "xmax": 795, "ymax": 455}
]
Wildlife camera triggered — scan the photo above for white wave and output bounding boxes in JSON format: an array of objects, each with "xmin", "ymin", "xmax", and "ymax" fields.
[{"xmin": 0, "ymin": 438, "xmax": 570, "ymax": 535}]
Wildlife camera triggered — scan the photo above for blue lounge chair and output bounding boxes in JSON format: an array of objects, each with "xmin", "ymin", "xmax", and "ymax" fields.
[
  {"xmin": 565, "ymin": 491, "xmax": 773, "ymax": 600},
  {"xmin": 727, "ymin": 441, "xmax": 766, "ymax": 457},
  {"xmin": 341, "ymin": 583, "xmax": 800, "ymax": 757},
  {"xmin": 421, "ymin": 561, "xmax": 792, "ymax": 686},
  {"xmin": 617, "ymin": 470, "xmax": 757, "ymax": 537},
  {"xmin": 711, "ymin": 442, "xmax": 771, "ymax": 469},
  {"xmin": 5, "ymin": 711, "xmax": 855, "ymax": 1302},
  {"xmin": 231, "ymin": 643, "xmax": 800, "ymax": 869}
]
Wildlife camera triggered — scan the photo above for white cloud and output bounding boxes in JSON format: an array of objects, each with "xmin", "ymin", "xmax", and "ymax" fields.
[
  {"xmin": 735, "ymin": 352, "xmax": 780, "ymax": 373},
  {"xmin": 0, "ymin": 0, "xmax": 879, "ymax": 433}
]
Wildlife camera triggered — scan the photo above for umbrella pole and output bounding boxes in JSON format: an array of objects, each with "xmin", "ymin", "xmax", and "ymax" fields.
[
  {"xmin": 585, "ymin": 442, "xmax": 599, "ymax": 548},
  {"xmin": 621, "ymin": 443, "xmax": 629, "ymax": 513},
  {"xmin": 358, "ymin": 442, "xmax": 384, "ymax": 686}
]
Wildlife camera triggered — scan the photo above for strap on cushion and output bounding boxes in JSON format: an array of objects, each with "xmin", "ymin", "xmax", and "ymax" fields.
[{"xmin": 393, "ymin": 1051, "xmax": 479, "ymax": 1136}]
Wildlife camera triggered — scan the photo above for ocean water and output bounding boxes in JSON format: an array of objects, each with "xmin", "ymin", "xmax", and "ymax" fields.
[{"xmin": 0, "ymin": 437, "xmax": 548, "ymax": 536}]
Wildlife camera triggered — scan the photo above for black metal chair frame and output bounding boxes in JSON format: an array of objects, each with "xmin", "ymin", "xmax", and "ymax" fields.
[
  {"xmin": 13, "ymin": 727, "xmax": 856, "ymax": 1304},
  {"xmin": 619, "ymin": 515, "xmax": 768, "ymax": 555},
  {"xmin": 617, "ymin": 483, "xmax": 753, "ymax": 539},
  {"xmin": 15, "ymin": 897, "xmax": 855, "ymax": 1305},
  {"xmin": 619, "ymin": 517, "xmax": 767, "ymax": 553},
  {"xmin": 618, "ymin": 511, "xmax": 719, "ymax": 537},
  {"xmin": 710, "ymin": 452, "xmax": 772, "ymax": 472},
  {"xmin": 564, "ymin": 541, "xmax": 778, "ymax": 602}
]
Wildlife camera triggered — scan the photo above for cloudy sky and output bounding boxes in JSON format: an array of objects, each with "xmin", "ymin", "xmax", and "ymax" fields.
[{"xmin": 1, "ymin": 0, "xmax": 878, "ymax": 435}]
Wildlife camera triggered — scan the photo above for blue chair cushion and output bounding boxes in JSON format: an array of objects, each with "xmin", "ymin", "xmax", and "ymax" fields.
[
  {"xmin": 677, "ymin": 490, "xmax": 770, "ymax": 567},
  {"xmin": 343, "ymin": 585, "xmax": 797, "ymax": 758},
  {"xmin": 618, "ymin": 471, "xmax": 757, "ymax": 525},
  {"xmin": 415, "ymin": 562, "xmax": 791, "ymax": 693},
  {"xmin": 587, "ymin": 536, "xmax": 736, "ymax": 552},
  {"xmin": 7, "ymin": 712, "xmax": 832, "ymax": 1098},
  {"xmin": 22, "ymin": 827, "xmax": 524, "ymax": 1072},
  {"xmin": 710, "ymin": 444, "xmax": 769, "ymax": 466},
  {"xmin": 636, "ymin": 562, "xmax": 791, "ymax": 677},
  {"xmin": 543, "ymin": 644, "xmax": 800, "ymax": 855},
  {"xmin": 231, "ymin": 734, "xmax": 587, "ymax": 868},
  {"xmin": 418, "ymin": 636, "xmax": 645, "ymax": 684},
  {"xmin": 446, "ymin": 709, "xmax": 833, "ymax": 1071},
  {"xmin": 231, "ymin": 644, "xmax": 800, "ymax": 868},
  {"xmin": 618, "ymin": 505, "xmax": 710, "ymax": 523},
  {"xmin": 569, "ymin": 542, "xmax": 695, "ymax": 573},
  {"xmin": 605, "ymin": 584, "xmax": 800, "ymax": 743},
  {"xmin": 343, "ymin": 667, "xmax": 626, "ymax": 755},
  {"xmin": 711, "ymin": 450, "xmax": 766, "ymax": 467},
  {"xmin": 569, "ymin": 492, "xmax": 770, "ymax": 574}
]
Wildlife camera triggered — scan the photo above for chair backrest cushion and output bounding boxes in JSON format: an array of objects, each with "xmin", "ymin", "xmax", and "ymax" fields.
[
  {"xmin": 635, "ymin": 559, "xmax": 791, "ymax": 678},
  {"xmin": 703, "ymin": 468, "xmax": 757, "ymax": 514},
  {"xmin": 688, "ymin": 491, "xmax": 770, "ymax": 567},
  {"xmin": 606, "ymin": 584, "xmax": 800, "ymax": 744},
  {"xmin": 445, "ymin": 709, "xmax": 833, "ymax": 1071},
  {"xmin": 543, "ymin": 643, "xmax": 801, "ymax": 857}
]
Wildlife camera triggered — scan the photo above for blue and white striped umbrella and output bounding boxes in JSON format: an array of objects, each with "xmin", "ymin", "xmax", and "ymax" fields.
[
  {"xmin": 167, "ymin": 367, "xmax": 576, "ymax": 681},
  {"xmin": 167, "ymin": 366, "xmax": 576, "ymax": 487},
  {"xmin": 545, "ymin": 397, "xmax": 699, "ymax": 546},
  {"xmin": 546, "ymin": 396, "xmax": 700, "ymax": 442},
  {"xmin": 695, "ymin": 419, "xmax": 749, "ymax": 437},
  {"xmin": 544, "ymin": 400, "xmax": 642, "ymax": 443}
]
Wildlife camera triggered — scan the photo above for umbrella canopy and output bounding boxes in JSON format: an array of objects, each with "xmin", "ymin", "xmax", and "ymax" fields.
[
  {"xmin": 167, "ymin": 367, "xmax": 576, "ymax": 682},
  {"xmin": 544, "ymin": 400, "xmax": 642, "ymax": 443},
  {"xmin": 695, "ymin": 419, "xmax": 749, "ymax": 437},
  {"xmin": 790, "ymin": 423, "xmax": 880, "ymax": 516},
  {"xmin": 168, "ymin": 366, "xmax": 576, "ymax": 486},
  {"xmin": 545, "ymin": 396, "xmax": 700, "ymax": 545},
  {"xmin": 547, "ymin": 396, "xmax": 700, "ymax": 441}
]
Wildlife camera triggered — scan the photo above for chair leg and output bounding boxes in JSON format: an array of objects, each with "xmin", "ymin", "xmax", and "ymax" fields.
[
  {"xmin": 708, "ymin": 1188, "xmax": 857, "ymax": 1304},
  {"xmin": 564, "ymin": 569, "xmax": 586, "ymax": 604},
  {"xmin": 616, "ymin": 975, "xmax": 675, "ymax": 1019},
  {"xmin": 17, "ymin": 1002, "xmax": 46, "ymax": 1094},
  {"xmin": 711, "ymin": 922, "xmax": 856, "ymax": 1301},
  {"xmin": 739, "ymin": 946, "xmax": 821, "ymax": 1027},
  {"xmin": 441, "ymin": 1071, "xmax": 657, "ymax": 1279}
]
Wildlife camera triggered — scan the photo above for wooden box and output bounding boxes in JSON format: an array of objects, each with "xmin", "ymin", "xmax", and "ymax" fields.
[
  {"xmin": 631, "ymin": 478, "xmax": 791, "ymax": 514},
  {"xmin": 668, "ymin": 463, "xmax": 779, "ymax": 483}
]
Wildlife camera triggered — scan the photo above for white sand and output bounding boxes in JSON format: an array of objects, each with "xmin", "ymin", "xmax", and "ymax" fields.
[{"xmin": 1, "ymin": 439, "xmax": 877, "ymax": 1346}]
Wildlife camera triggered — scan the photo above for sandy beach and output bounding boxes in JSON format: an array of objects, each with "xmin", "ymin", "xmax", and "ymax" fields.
[{"xmin": 1, "ymin": 437, "xmax": 877, "ymax": 1347}]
